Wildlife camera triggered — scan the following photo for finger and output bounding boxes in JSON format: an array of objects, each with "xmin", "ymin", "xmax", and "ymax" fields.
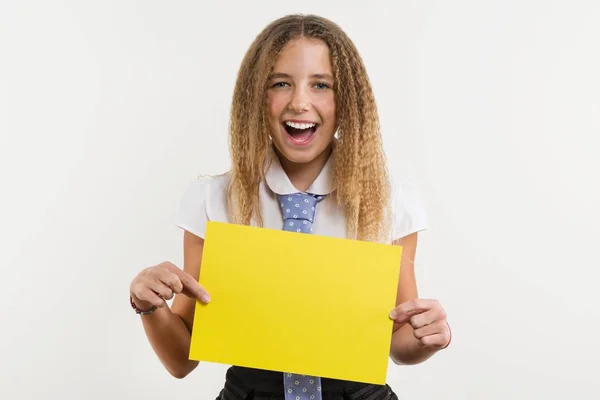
[
  {"xmin": 163, "ymin": 262, "xmax": 211, "ymax": 303},
  {"xmin": 389, "ymin": 299, "xmax": 431, "ymax": 323},
  {"xmin": 148, "ymin": 280, "xmax": 174, "ymax": 302},
  {"xmin": 419, "ymin": 332, "xmax": 451, "ymax": 349},
  {"xmin": 178, "ymin": 272, "xmax": 211, "ymax": 303},
  {"xmin": 413, "ymin": 320, "xmax": 447, "ymax": 340},
  {"xmin": 388, "ymin": 307, "xmax": 415, "ymax": 324},
  {"xmin": 137, "ymin": 288, "xmax": 167, "ymax": 308},
  {"xmin": 157, "ymin": 270, "xmax": 184, "ymax": 295},
  {"xmin": 400, "ymin": 299, "xmax": 439, "ymax": 314},
  {"xmin": 409, "ymin": 307, "xmax": 445, "ymax": 329}
]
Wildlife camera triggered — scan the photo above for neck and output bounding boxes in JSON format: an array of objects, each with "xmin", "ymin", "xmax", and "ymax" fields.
[{"xmin": 276, "ymin": 144, "xmax": 333, "ymax": 192}]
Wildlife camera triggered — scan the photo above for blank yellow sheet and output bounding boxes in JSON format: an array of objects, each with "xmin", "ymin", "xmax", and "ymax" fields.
[{"xmin": 189, "ymin": 221, "xmax": 403, "ymax": 385}]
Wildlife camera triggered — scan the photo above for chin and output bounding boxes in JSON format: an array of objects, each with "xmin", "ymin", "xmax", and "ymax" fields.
[{"xmin": 276, "ymin": 148, "xmax": 319, "ymax": 164}]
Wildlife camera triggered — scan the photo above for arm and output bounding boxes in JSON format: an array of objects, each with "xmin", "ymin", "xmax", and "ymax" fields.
[
  {"xmin": 131, "ymin": 230, "xmax": 206, "ymax": 378},
  {"xmin": 388, "ymin": 232, "xmax": 450, "ymax": 365}
]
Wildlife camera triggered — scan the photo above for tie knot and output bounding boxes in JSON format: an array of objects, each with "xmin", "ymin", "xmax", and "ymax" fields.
[{"xmin": 278, "ymin": 193, "xmax": 323, "ymax": 225}]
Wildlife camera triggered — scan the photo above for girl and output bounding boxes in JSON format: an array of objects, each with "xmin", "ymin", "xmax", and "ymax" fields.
[{"xmin": 129, "ymin": 14, "xmax": 451, "ymax": 400}]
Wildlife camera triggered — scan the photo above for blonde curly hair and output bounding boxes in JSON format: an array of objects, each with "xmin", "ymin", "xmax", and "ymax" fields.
[{"xmin": 227, "ymin": 14, "xmax": 391, "ymax": 242}]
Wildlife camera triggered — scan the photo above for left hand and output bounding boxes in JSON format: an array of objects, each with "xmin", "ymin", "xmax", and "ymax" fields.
[{"xmin": 389, "ymin": 299, "xmax": 451, "ymax": 349}]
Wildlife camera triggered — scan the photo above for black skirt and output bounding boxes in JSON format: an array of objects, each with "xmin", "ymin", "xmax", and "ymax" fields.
[{"xmin": 216, "ymin": 366, "xmax": 399, "ymax": 400}]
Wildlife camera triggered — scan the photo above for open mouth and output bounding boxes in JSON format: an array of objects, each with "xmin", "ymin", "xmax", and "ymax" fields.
[{"xmin": 282, "ymin": 121, "xmax": 318, "ymax": 145}]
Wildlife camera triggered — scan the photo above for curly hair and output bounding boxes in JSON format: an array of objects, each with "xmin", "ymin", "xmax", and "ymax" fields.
[{"xmin": 227, "ymin": 14, "xmax": 391, "ymax": 242}]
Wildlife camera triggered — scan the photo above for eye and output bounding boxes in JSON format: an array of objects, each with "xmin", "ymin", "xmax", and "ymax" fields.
[
  {"xmin": 271, "ymin": 81, "xmax": 290, "ymax": 88},
  {"xmin": 314, "ymin": 82, "xmax": 331, "ymax": 90}
]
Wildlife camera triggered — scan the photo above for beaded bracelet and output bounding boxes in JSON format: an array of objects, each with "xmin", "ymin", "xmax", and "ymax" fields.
[{"xmin": 130, "ymin": 295, "xmax": 157, "ymax": 315}]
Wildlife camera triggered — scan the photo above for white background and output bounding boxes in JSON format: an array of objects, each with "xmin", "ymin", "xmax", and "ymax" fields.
[{"xmin": 1, "ymin": 1, "xmax": 599, "ymax": 399}]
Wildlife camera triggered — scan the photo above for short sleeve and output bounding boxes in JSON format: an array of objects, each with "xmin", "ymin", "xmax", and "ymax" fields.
[
  {"xmin": 391, "ymin": 182, "xmax": 429, "ymax": 240},
  {"xmin": 174, "ymin": 178, "xmax": 211, "ymax": 238}
]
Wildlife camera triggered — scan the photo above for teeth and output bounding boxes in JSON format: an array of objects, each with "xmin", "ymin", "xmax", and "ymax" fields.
[{"xmin": 285, "ymin": 121, "xmax": 316, "ymax": 130}]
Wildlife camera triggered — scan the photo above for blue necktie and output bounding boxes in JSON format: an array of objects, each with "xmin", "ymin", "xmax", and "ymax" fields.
[{"xmin": 279, "ymin": 192, "xmax": 324, "ymax": 400}]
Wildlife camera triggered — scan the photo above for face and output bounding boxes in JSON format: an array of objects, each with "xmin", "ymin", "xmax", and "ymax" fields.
[{"xmin": 266, "ymin": 37, "xmax": 336, "ymax": 165}]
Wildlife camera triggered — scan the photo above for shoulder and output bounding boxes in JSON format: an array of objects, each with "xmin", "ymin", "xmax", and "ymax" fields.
[
  {"xmin": 174, "ymin": 173, "xmax": 231, "ymax": 239},
  {"xmin": 183, "ymin": 173, "xmax": 230, "ymax": 197},
  {"xmin": 177, "ymin": 173, "xmax": 230, "ymax": 212},
  {"xmin": 389, "ymin": 179, "xmax": 429, "ymax": 241}
]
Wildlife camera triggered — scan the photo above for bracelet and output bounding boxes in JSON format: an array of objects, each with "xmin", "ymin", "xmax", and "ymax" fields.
[{"xmin": 130, "ymin": 295, "xmax": 157, "ymax": 315}]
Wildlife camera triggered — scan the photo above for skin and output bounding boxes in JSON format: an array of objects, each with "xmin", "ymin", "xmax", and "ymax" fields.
[
  {"xmin": 266, "ymin": 37, "xmax": 337, "ymax": 192},
  {"xmin": 389, "ymin": 233, "xmax": 451, "ymax": 364},
  {"xmin": 129, "ymin": 37, "xmax": 450, "ymax": 379}
]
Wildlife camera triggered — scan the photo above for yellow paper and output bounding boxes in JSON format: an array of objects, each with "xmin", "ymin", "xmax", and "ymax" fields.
[{"xmin": 189, "ymin": 221, "xmax": 402, "ymax": 385}]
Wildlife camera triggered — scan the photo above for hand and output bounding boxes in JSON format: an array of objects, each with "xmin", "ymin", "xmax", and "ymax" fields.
[
  {"xmin": 129, "ymin": 261, "xmax": 210, "ymax": 310},
  {"xmin": 389, "ymin": 299, "xmax": 451, "ymax": 349}
]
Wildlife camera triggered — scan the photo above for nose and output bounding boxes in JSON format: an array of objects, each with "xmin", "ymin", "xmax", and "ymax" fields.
[{"xmin": 288, "ymin": 87, "xmax": 310, "ymax": 112}]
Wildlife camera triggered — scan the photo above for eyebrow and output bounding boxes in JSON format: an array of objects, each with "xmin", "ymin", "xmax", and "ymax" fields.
[{"xmin": 269, "ymin": 72, "xmax": 334, "ymax": 81}]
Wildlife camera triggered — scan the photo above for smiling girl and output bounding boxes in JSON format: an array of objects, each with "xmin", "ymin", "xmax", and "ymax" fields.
[{"xmin": 129, "ymin": 14, "xmax": 451, "ymax": 400}]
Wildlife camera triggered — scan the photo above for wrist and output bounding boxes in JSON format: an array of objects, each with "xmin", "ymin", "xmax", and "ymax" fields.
[{"xmin": 130, "ymin": 294, "xmax": 157, "ymax": 315}]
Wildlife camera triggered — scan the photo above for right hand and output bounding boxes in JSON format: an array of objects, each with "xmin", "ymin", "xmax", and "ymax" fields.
[{"xmin": 129, "ymin": 261, "xmax": 211, "ymax": 310}]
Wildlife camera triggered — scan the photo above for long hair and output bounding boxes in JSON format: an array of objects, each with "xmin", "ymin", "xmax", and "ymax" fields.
[{"xmin": 227, "ymin": 14, "xmax": 390, "ymax": 242}]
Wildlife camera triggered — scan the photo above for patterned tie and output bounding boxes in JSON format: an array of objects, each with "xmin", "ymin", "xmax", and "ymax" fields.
[{"xmin": 279, "ymin": 192, "xmax": 325, "ymax": 400}]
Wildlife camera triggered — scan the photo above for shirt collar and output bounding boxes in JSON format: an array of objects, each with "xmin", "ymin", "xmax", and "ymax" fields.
[{"xmin": 264, "ymin": 146, "xmax": 336, "ymax": 196}]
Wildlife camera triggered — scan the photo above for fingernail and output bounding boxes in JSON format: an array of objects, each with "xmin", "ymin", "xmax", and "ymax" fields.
[
  {"xmin": 201, "ymin": 294, "xmax": 211, "ymax": 303},
  {"xmin": 389, "ymin": 310, "xmax": 397, "ymax": 319}
]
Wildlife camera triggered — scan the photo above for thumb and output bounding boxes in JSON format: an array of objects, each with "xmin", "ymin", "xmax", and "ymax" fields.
[{"xmin": 389, "ymin": 308, "xmax": 413, "ymax": 325}]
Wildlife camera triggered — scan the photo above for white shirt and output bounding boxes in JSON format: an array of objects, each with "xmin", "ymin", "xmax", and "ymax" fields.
[{"xmin": 175, "ymin": 149, "xmax": 428, "ymax": 243}]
